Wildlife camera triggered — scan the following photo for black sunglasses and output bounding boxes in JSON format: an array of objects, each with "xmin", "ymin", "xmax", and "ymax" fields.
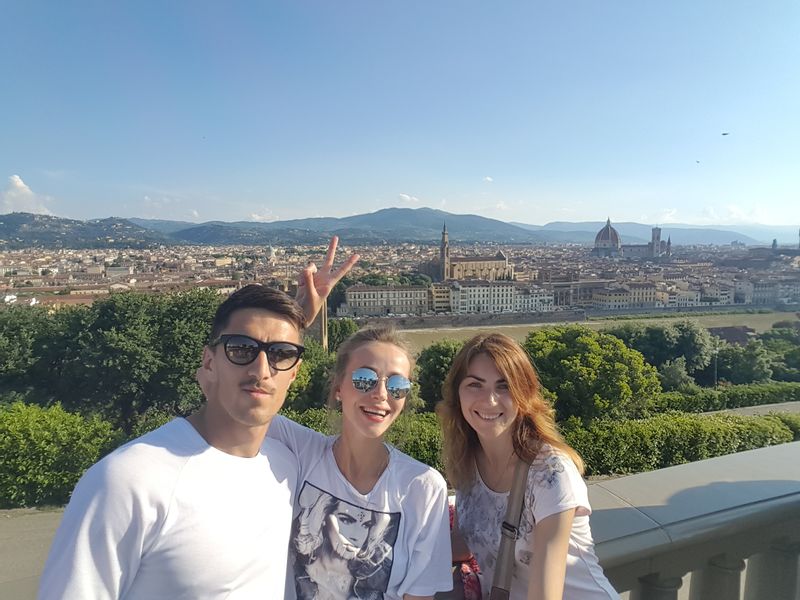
[
  {"xmin": 210, "ymin": 335, "xmax": 304, "ymax": 371},
  {"xmin": 351, "ymin": 367, "xmax": 412, "ymax": 400}
]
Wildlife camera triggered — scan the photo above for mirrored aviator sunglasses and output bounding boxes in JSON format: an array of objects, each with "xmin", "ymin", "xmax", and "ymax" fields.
[
  {"xmin": 351, "ymin": 367, "xmax": 412, "ymax": 400},
  {"xmin": 212, "ymin": 335, "xmax": 304, "ymax": 370}
]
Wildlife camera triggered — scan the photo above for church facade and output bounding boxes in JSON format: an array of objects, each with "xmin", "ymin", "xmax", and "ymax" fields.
[{"xmin": 436, "ymin": 223, "xmax": 514, "ymax": 281}]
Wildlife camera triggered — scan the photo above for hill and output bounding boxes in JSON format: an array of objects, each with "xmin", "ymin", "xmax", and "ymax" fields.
[{"xmin": 0, "ymin": 209, "xmax": 773, "ymax": 248}]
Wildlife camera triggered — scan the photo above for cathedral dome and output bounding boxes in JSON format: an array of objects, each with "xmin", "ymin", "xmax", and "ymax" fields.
[{"xmin": 595, "ymin": 218, "xmax": 621, "ymax": 248}]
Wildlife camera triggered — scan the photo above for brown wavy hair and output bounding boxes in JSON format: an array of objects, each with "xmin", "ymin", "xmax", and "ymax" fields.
[{"xmin": 436, "ymin": 333, "xmax": 584, "ymax": 489}]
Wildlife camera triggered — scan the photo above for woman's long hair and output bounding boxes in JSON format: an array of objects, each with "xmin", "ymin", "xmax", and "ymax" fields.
[{"xmin": 436, "ymin": 333, "xmax": 583, "ymax": 489}]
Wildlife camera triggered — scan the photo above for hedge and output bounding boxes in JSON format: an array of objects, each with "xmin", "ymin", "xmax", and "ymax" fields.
[
  {"xmin": 2, "ymin": 402, "xmax": 796, "ymax": 507},
  {"xmin": 564, "ymin": 412, "xmax": 794, "ymax": 475},
  {"xmin": 0, "ymin": 402, "xmax": 121, "ymax": 508},
  {"xmin": 654, "ymin": 382, "xmax": 800, "ymax": 414}
]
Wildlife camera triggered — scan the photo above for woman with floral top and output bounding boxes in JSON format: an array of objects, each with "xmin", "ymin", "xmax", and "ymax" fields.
[{"xmin": 436, "ymin": 333, "xmax": 617, "ymax": 600}]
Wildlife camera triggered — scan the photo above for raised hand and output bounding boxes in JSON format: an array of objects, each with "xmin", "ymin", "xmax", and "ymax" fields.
[{"xmin": 295, "ymin": 236, "xmax": 359, "ymax": 326}]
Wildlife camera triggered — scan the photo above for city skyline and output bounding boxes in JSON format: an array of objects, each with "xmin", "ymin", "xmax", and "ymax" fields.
[{"xmin": 1, "ymin": 2, "xmax": 799, "ymax": 226}]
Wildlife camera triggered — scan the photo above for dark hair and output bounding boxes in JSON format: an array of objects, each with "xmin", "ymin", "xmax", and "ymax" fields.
[
  {"xmin": 327, "ymin": 326, "xmax": 415, "ymax": 408},
  {"xmin": 209, "ymin": 284, "xmax": 306, "ymax": 342}
]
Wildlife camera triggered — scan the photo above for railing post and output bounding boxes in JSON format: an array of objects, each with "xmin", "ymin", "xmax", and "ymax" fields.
[
  {"xmin": 744, "ymin": 541, "xmax": 800, "ymax": 600},
  {"xmin": 688, "ymin": 554, "xmax": 745, "ymax": 600},
  {"xmin": 630, "ymin": 573, "xmax": 683, "ymax": 600}
]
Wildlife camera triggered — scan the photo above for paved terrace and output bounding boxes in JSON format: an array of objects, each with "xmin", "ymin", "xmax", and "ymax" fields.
[{"xmin": 3, "ymin": 442, "xmax": 799, "ymax": 600}]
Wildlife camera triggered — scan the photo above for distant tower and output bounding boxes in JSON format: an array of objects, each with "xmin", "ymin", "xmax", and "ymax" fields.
[
  {"xmin": 651, "ymin": 226, "xmax": 662, "ymax": 258},
  {"xmin": 666, "ymin": 236, "xmax": 672, "ymax": 257},
  {"xmin": 772, "ymin": 238, "xmax": 778, "ymax": 253},
  {"xmin": 439, "ymin": 222, "xmax": 450, "ymax": 281}
]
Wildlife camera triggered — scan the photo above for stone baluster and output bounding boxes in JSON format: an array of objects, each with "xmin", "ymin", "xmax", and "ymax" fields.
[
  {"xmin": 688, "ymin": 554, "xmax": 745, "ymax": 600},
  {"xmin": 630, "ymin": 573, "xmax": 683, "ymax": 600},
  {"xmin": 744, "ymin": 541, "xmax": 800, "ymax": 600}
]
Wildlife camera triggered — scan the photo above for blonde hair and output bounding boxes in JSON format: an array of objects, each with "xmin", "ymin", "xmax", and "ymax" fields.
[
  {"xmin": 436, "ymin": 333, "xmax": 584, "ymax": 489},
  {"xmin": 327, "ymin": 326, "xmax": 416, "ymax": 408}
]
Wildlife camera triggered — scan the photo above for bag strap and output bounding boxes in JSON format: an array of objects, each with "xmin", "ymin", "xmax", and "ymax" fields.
[{"xmin": 489, "ymin": 459, "xmax": 530, "ymax": 600}]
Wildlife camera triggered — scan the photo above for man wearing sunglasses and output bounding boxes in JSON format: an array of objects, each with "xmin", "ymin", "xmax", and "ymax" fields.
[{"xmin": 39, "ymin": 238, "xmax": 358, "ymax": 600}]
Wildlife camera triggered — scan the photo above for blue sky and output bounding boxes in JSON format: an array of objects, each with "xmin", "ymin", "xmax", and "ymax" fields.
[{"xmin": 1, "ymin": 1, "xmax": 798, "ymax": 226}]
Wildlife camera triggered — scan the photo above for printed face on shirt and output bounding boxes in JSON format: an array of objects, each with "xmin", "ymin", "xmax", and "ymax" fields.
[
  {"xmin": 200, "ymin": 308, "xmax": 301, "ymax": 431},
  {"xmin": 458, "ymin": 352, "xmax": 519, "ymax": 443},
  {"xmin": 326, "ymin": 501, "xmax": 373, "ymax": 559},
  {"xmin": 336, "ymin": 341, "xmax": 411, "ymax": 441}
]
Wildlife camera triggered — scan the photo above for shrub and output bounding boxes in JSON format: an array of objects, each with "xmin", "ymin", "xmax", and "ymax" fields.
[
  {"xmin": 385, "ymin": 412, "xmax": 443, "ymax": 473},
  {"xmin": 0, "ymin": 402, "xmax": 121, "ymax": 508},
  {"xmin": 653, "ymin": 382, "xmax": 800, "ymax": 413},
  {"xmin": 280, "ymin": 407, "xmax": 336, "ymax": 435},
  {"xmin": 769, "ymin": 413, "xmax": 800, "ymax": 441},
  {"xmin": 565, "ymin": 412, "xmax": 793, "ymax": 476},
  {"xmin": 129, "ymin": 408, "xmax": 177, "ymax": 439}
]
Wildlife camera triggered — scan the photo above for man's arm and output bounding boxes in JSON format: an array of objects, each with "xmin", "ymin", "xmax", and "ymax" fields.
[
  {"xmin": 294, "ymin": 235, "xmax": 359, "ymax": 325},
  {"xmin": 38, "ymin": 461, "xmax": 148, "ymax": 600}
]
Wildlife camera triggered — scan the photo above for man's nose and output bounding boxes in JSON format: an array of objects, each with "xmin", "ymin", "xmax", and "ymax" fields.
[{"xmin": 247, "ymin": 350, "xmax": 274, "ymax": 379}]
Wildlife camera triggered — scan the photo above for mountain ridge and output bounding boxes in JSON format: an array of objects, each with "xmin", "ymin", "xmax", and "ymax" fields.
[{"xmin": 0, "ymin": 209, "xmax": 777, "ymax": 249}]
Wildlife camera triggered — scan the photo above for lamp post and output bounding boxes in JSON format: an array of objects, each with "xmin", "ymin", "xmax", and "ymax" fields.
[{"xmin": 713, "ymin": 337, "xmax": 719, "ymax": 388}]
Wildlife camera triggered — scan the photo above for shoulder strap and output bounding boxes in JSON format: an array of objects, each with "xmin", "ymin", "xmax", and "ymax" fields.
[{"xmin": 489, "ymin": 459, "xmax": 530, "ymax": 600}]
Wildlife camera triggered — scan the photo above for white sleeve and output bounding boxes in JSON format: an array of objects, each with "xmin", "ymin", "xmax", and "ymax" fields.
[
  {"xmin": 399, "ymin": 472, "xmax": 454, "ymax": 597},
  {"xmin": 267, "ymin": 415, "xmax": 328, "ymax": 478},
  {"xmin": 37, "ymin": 459, "xmax": 156, "ymax": 600},
  {"xmin": 530, "ymin": 452, "xmax": 591, "ymax": 524}
]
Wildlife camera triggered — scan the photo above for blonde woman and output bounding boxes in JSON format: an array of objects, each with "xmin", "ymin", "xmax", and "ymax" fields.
[
  {"xmin": 437, "ymin": 334, "xmax": 617, "ymax": 600},
  {"xmin": 269, "ymin": 326, "xmax": 452, "ymax": 599}
]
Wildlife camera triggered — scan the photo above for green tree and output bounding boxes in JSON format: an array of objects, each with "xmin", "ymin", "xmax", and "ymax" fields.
[
  {"xmin": 603, "ymin": 320, "xmax": 713, "ymax": 374},
  {"xmin": 523, "ymin": 325, "xmax": 661, "ymax": 424},
  {"xmin": 0, "ymin": 305, "xmax": 52, "ymax": 389},
  {"xmin": 285, "ymin": 338, "xmax": 335, "ymax": 411},
  {"xmin": 416, "ymin": 339, "xmax": 464, "ymax": 412},
  {"xmin": 328, "ymin": 318, "xmax": 359, "ymax": 352},
  {"xmin": 759, "ymin": 326, "xmax": 800, "ymax": 382},
  {"xmin": 714, "ymin": 340, "xmax": 773, "ymax": 385},
  {"xmin": 671, "ymin": 320, "xmax": 714, "ymax": 374},
  {"xmin": 144, "ymin": 288, "xmax": 221, "ymax": 417},
  {"xmin": 657, "ymin": 357, "xmax": 700, "ymax": 393}
]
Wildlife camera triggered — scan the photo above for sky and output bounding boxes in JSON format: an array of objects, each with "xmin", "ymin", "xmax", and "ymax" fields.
[{"xmin": 1, "ymin": 1, "xmax": 799, "ymax": 227}]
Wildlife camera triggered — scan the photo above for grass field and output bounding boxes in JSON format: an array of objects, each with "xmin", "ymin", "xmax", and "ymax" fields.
[{"xmin": 402, "ymin": 310, "xmax": 800, "ymax": 352}]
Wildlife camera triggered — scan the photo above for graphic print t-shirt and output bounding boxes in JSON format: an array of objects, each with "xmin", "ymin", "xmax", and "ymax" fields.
[{"xmin": 268, "ymin": 415, "xmax": 453, "ymax": 600}]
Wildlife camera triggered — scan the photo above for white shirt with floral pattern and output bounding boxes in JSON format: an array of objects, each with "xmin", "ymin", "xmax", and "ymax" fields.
[{"xmin": 456, "ymin": 446, "xmax": 618, "ymax": 599}]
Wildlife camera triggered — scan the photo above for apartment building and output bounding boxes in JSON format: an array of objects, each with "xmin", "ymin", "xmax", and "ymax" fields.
[{"xmin": 339, "ymin": 284, "xmax": 429, "ymax": 317}]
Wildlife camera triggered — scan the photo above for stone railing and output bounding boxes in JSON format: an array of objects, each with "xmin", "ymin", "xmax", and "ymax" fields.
[{"xmin": 589, "ymin": 441, "xmax": 800, "ymax": 600}]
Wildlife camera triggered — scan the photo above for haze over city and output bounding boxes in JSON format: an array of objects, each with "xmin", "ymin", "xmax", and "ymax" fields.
[{"xmin": 1, "ymin": 1, "xmax": 798, "ymax": 226}]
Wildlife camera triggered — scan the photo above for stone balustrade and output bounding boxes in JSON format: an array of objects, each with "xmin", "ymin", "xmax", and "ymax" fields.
[{"xmin": 589, "ymin": 441, "xmax": 800, "ymax": 600}]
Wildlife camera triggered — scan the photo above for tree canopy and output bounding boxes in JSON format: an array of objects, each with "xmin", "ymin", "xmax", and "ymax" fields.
[{"xmin": 524, "ymin": 325, "xmax": 661, "ymax": 424}]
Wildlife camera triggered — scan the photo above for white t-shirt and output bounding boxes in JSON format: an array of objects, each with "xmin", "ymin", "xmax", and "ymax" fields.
[
  {"xmin": 457, "ymin": 447, "xmax": 618, "ymax": 600},
  {"xmin": 269, "ymin": 415, "xmax": 453, "ymax": 600},
  {"xmin": 38, "ymin": 418, "xmax": 297, "ymax": 600}
]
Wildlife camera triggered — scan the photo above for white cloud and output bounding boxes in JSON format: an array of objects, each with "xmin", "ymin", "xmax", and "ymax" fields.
[
  {"xmin": 398, "ymin": 193, "xmax": 420, "ymax": 203},
  {"xmin": 250, "ymin": 211, "xmax": 276, "ymax": 222},
  {"xmin": 483, "ymin": 176, "xmax": 494, "ymax": 183},
  {"xmin": 189, "ymin": 209, "xmax": 200, "ymax": 220},
  {"xmin": 495, "ymin": 200, "xmax": 509, "ymax": 211},
  {"xmin": 1, "ymin": 175, "xmax": 53, "ymax": 215},
  {"xmin": 695, "ymin": 204, "xmax": 772, "ymax": 225}
]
